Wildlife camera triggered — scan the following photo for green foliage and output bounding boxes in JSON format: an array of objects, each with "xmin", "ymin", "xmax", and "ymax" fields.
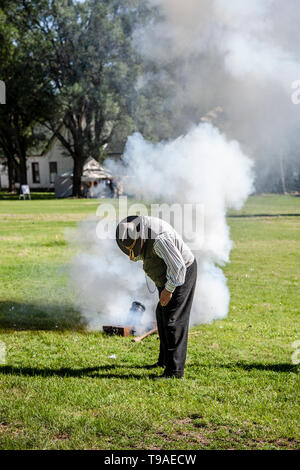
[
  {"xmin": 0, "ymin": 0, "xmax": 157, "ymax": 194},
  {"xmin": 0, "ymin": 1, "xmax": 56, "ymax": 185},
  {"xmin": 32, "ymin": 0, "xmax": 155, "ymax": 194}
]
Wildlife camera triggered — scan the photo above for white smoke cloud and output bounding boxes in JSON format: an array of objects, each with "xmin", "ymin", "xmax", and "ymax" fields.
[
  {"xmin": 68, "ymin": 0, "xmax": 299, "ymax": 329},
  {"xmin": 140, "ymin": 0, "xmax": 300, "ymax": 86},
  {"xmin": 70, "ymin": 123, "xmax": 254, "ymax": 328},
  {"xmin": 134, "ymin": 0, "xmax": 300, "ymax": 173},
  {"xmin": 108, "ymin": 123, "xmax": 254, "ymax": 325},
  {"xmin": 68, "ymin": 220, "xmax": 156, "ymax": 331}
]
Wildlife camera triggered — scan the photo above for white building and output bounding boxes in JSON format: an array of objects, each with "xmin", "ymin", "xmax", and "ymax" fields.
[
  {"xmin": 0, "ymin": 125, "xmax": 125, "ymax": 193},
  {"xmin": 0, "ymin": 136, "xmax": 73, "ymax": 191}
]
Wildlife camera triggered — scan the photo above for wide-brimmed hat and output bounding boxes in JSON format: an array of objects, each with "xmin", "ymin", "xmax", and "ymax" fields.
[{"xmin": 116, "ymin": 215, "xmax": 143, "ymax": 259}]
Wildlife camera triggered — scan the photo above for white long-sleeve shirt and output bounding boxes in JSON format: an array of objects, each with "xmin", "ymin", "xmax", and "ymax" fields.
[{"xmin": 141, "ymin": 216, "xmax": 194, "ymax": 293}]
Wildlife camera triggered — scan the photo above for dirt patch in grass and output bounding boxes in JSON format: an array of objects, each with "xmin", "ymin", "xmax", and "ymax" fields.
[
  {"xmin": 151, "ymin": 420, "xmax": 212, "ymax": 448},
  {"xmin": 52, "ymin": 432, "xmax": 71, "ymax": 441},
  {"xmin": 0, "ymin": 423, "xmax": 10, "ymax": 434},
  {"xmin": 0, "ymin": 422, "xmax": 24, "ymax": 437},
  {"xmin": 182, "ymin": 416, "xmax": 300, "ymax": 449}
]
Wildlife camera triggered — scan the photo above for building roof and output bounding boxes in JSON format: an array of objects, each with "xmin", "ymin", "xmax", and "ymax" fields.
[{"xmin": 59, "ymin": 157, "xmax": 112, "ymax": 181}]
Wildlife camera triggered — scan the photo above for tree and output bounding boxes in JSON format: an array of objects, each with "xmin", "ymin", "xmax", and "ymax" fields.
[
  {"xmin": 0, "ymin": 0, "xmax": 171, "ymax": 195},
  {"xmin": 0, "ymin": 1, "xmax": 55, "ymax": 189},
  {"xmin": 27, "ymin": 0, "xmax": 149, "ymax": 196}
]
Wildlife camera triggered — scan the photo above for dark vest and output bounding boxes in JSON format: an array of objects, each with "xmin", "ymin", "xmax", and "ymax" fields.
[{"xmin": 142, "ymin": 237, "xmax": 167, "ymax": 288}]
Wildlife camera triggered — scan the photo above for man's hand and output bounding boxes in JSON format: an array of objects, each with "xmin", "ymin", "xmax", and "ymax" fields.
[{"xmin": 160, "ymin": 288, "xmax": 173, "ymax": 307}]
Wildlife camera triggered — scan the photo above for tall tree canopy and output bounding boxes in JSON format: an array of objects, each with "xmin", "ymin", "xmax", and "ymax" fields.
[
  {"xmin": 27, "ymin": 0, "xmax": 151, "ymax": 196},
  {"xmin": 0, "ymin": 0, "xmax": 173, "ymax": 195},
  {"xmin": 0, "ymin": 1, "xmax": 55, "ymax": 189}
]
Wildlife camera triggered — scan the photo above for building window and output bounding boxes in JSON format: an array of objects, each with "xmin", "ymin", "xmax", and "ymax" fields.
[
  {"xmin": 32, "ymin": 162, "xmax": 40, "ymax": 183},
  {"xmin": 49, "ymin": 162, "xmax": 57, "ymax": 184}
]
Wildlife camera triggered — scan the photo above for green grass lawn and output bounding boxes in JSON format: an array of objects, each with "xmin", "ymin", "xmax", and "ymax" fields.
[{"xmin": 0, "ymin": 195, "xmax": 299, "ymax": 450}]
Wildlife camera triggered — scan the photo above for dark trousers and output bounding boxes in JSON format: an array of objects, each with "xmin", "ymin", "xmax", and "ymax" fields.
[{"xmin": 155, "ymin": 259, "xmax": 197, "ymax": 377}]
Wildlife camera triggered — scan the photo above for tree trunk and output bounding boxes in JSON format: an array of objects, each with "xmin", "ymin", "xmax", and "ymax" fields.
[
  {"xmin": 279, "ymin": 155, "xmax": 287, "ymax": 194},
  {"xmin": 7, "ymin": 155, "xmax": 16, "ymax": 193},
  {"xmin": 19, "ymin": 152, "xmax": 27, "ymax": 185},
  {"xmin": 72, "ymin": 156, "xmax": 84, "ymax": 197},
  {"xmin": 18, "ymin": 137, "xmax": 28, "ymax": 186}
]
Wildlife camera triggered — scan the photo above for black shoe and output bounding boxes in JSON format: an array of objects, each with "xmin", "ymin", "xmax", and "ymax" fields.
[
  {"xmin": 153, "ymin": 370, "xmax": 184, "ymax": 380},
  {"xmin": 145, "ymin": 362, "xmax": 164, "ymax": 370}
]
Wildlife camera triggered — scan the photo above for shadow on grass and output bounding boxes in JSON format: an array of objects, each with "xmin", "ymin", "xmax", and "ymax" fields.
[
  {"xmin": 187, "ymin": 361, "xmax": 298, "ymax": 373},
  {"xmin": 226, "ymin": 362, "xmax": 298, "ymax": 372},
  {"xmin": 0, "ymin": 301, "xmax": 85, "ymax": 331},
  {"xmin": 191, "ymin": 362, "xmax": 298, "ymax": 373},
  {"xmin": 0, "ymin": 361, "xmax": 297, "ymax": 380},
  {"xmin": 0, "ymin": 365, "xmax": 150, "ymax": 380}
]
